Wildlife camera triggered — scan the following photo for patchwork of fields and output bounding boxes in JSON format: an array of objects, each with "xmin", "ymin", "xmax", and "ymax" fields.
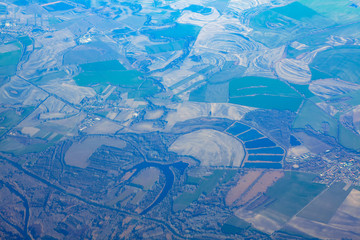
[
  {"xmin": 223, "ymin": 172, "xmax": 360, "ymax": 239},
  {"xmin": 1, "ymin": 0, "xmax": 360, "ymax": 239}
]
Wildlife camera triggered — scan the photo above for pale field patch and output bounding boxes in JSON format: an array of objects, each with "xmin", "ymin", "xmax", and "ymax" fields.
[
  {"xmin": 177, "ymin": 8, "xmax": 220, "ymax": 27},
  {"xmin": 169, "ymin": 129, "xmax": 245, "ymax": 167},
  {"xmin": 0, "ymin": 43, "xmax": 20, "ymax": 53},
  {"xmin": 283, "ymin": 190, "xmax": 360, "ymax": 239},
  {"xmin": 165, "ymin": 102, "xmax": 253, "ymax": 130},
  {"xmin": 42, "ymin": 81, "xmax": 96, "ymax": 105},
  {"xmin": 328, "ymin": 189, "xmax": 360, "ymax": 234},
  {"xmin": 144, "ymin": 110, "xmax": 163, "ymax": 120},
  {"xmin": 275, "ymin": 58, "xmax": 311, "ymax": 84},
  {"xmin": 84, "ymin": 119, "xmax": 124, "ymax": 134},
  {"xmin": 64, "ymin": 136, "xmax": 126, "ymax": 168},
  {"xmin": 309, "ymin": 78, "xmax": 360, "ymax": 99},
  {"xmin": 236, "ymin": 171, "xmax": 284, "ymax": 206},
  {"xmin": 18, "ymin": 29, "xmax": 76, "ymax": 78},
  {"xmin": 106, "ymin": 112, "xmax": 118, "ymax": 120},
  {"xmin": 20, "ymin": 126, "xmax": 40, "ymax": 137},
  {"xmin": 132, "ymin": 167, "xmax": 160, "ymax": 190},
  {"xmin": 287, "ymin": 145, "xmax": 310, "ymax": 157},
  {"xmin": 226, "ymin": 170, "xmax": 263, "ymax": 206},
  {"xmin": 286, "ymin": 215, "xmax": 359, "ymax": 240},
  {"xmin": 235, "ymin": 207, "xmax": 286, "ymax": 234}
]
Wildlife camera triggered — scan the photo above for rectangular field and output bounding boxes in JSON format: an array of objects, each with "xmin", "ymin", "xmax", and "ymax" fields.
[
  {"xmin": 297, "ymin": 181, "xmax": 353, "ymax": 223},
  {"xmin": 293, "ymin": 100, "xmax": 338, "ymax": 138},
  {"xmin": 225, "ymin": 170, "xmax": 263, "ymax": 206},
  {"xmin": 229, "ymin": 76, "xmax": 303, "ymax": 111},
  {"xmin": 260, "ymin": 171, "xmax": 326, "ymax": 218}
]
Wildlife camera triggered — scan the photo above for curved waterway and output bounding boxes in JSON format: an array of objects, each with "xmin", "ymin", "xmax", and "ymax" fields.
[{"xmin": 127, "ymin": 161, "xmax": 188, "ymax": 215}]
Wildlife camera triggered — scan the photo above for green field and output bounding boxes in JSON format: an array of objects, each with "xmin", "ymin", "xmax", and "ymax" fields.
[
  {"xmin": 127, "ymin": 79, "xmax": 160, "ymax": 100},
  {"xmin": 256, "ymin": 171, "xmax": 326, "ymax": 222},
  {"xmin": 299, "ymin": 0, "xmax": 360, "ymax": 24},
  {"xmin": 249, "ymin": 0, "xmax": 335, "ymax": 48},
  {"xmin": 293, "ymin": 100, "xmax": 338, "ymax": 137},
  {"xmin": 251, "ymin": 10, "xmax": 296, "ymax": 31},
  {"xmin": 43, "ymin": 2, "xmax": 74, "ymax": 11},
  {"xmin": 323, "ymin": 88, "xmax": 360, "ymax": 113},
  {"xmin": 207, "ymin": 61, "xmax": 246, "ymax": 84},
  {"xmin": 136, "ymin": 10, "xmax": 178, "ymax": 26},
  {"xmin": 75, "ymin": 70, "xmax": 141, "ymax": 87},
  {"xmin": 30, "ymin": 122, "xmax": 70, "ymax": 141},
  {"xmin": 0, "ymin": 65, "xmax": 17, "ymax": 76},
  {"xmin": 221, "ymin": 216, "xmax": 251, "ymax": 235},
  {"xmin": 297, "ymin": 182, "xmax": 352, "ymax": 223},
  {"xmin": 249, "ymin": 10, "xmax": 298, "ymax": 48},
  {"xmin": 208, "ymin": 0, "xmax": 229, "ymax": 13},
  {"xmin": 30, "ymin": 71, "xmax": 67, "ymax": 85},
  {"xmin": 75, "ymin": 60, "xmax": 142, "ymax": 88},
  {"xmin": 34, "ymin": 130, "xmax": 64, "ymax": 142},
  {"xmin": 302, "ymin": 21, "xmax": 360, "ymax": 47},
  {"xmin": 80, "ymin": 60, "xmax": 126, "ymax": 72},
  {"xmin": 290, "ymin": 83, "xmax": 314, "ymax": 98},
  {"xmin": 0, "ymin": 50, "xmax": 21, "ymax": 66},
  {"xmin": 0, "ymin": 42, "xmax": 22, "ymax": 76},
  {"xmin": 173, "ymin": 170, "xmax": 224, "ymax": 211},
  {"xmin": 48, "ymin": 16, "xmax": 62, "ymax": 26},
  {"xmin": 184, "ymin": 64, "xmax": 241, "ymax": 103},
  {"xmin": 142, "ymin": 23, "xmax": 201, "ymax": 40},
  {"xmin": 273, "ymin": 1, "xmax": 318, "ymax": 20},
  {"xmin": 310, "ymin": 67, "xmax": 333, "ymax": 81},
  {"xmin": 0, "ymin": 107, "xmax": 34, "ymax": 135},
  {"xmin": 13, "ymin": 0, "xmax": 29, "ymax": 6},
  {"xmin": 204, "ymin": 82, "xmax": 229, "ymax": 103},
  {"xmin": 145, "ymin": 40, "xmax": 187, "ymax": 54},
  {"xmin": 170, "ymin": 66, "xmax": 213, "ymax": 91},
  {"xmin": 309, "ymin": 46, "xmax": 360, "ymax": 84},
  {"xmin": 293, "ymin": 99, "xmax": 360, "ymax": 152},
  {"xmin": 185, "ymin": 176, "xmax": 202, "ymax": 185},
  {"xmin": 189, "ymin": 84, "xmax": 207, "ymax": 102},
  {"xmin": 173, "ymin": 170, "xmax": 235, "ymax": 211},
  {"xmin": 230, "ymin": 77, "xmax": 300, "ymax": 97},
  {"xmin": 229, "ymin": 76, "xmax": 303, "ymax": 111},
  {"xmin": 0, "ymin": 137, "xmax": 55, "ymax": 156},
  {"xmin": 338, "ymin": 124, "xmax": 360, "ymax": 152},
  {"xmin": 221, "ymin": 170, "xmax": 237, "ymax": 183},
  {"xmin": 0, "ymin": 109, "xmax": 25, "ymax": 128},
  {"xmin": 74, "ymin": 60, "xmax": 160, "ymax": 98},
  {"xmin": 184, "ymin": 5, "xmax": 212, "ymax": 14},
  {"xmin": 339, "ymin": 89, "xmax": 360, "ymax": 107},
  {"xmin": 230, "ymin": 95, "xmax": 303, "ymax": 112}
]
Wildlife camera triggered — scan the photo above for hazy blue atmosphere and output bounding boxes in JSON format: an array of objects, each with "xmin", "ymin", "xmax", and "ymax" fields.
[{"xmin": 0, "ymin": 0, "xmax": 360, "ymax": 239}]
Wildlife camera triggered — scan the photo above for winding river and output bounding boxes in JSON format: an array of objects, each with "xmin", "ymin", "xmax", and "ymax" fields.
[{"xmin": 127, "ymin": 161, "xmax": 188, "ymax": 215}]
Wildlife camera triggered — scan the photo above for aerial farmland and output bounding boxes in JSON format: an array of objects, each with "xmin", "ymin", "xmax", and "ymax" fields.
[{"xmin": 0, "ymin": 0, "xmax": 360, "ymax": 239}]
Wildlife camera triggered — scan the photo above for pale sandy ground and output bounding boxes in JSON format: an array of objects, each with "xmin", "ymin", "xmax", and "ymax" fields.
[
  {"xmin": 237, "ymin": 171, "xmax": 284, "ymax": 206},
  {"xmin": 169, "ymin": 129, "xmax": 245, "ymax": 167},
  {"xmin": 65, "ymin": 136, "xmax": 126, "ymax": 168},
  {"xmin": 226, "ymin": 170, "xmax": 263, "ymax": 206},
  {"xmin": 275, "ymin": 58, "xmax": 311, "ymax": 84}
]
